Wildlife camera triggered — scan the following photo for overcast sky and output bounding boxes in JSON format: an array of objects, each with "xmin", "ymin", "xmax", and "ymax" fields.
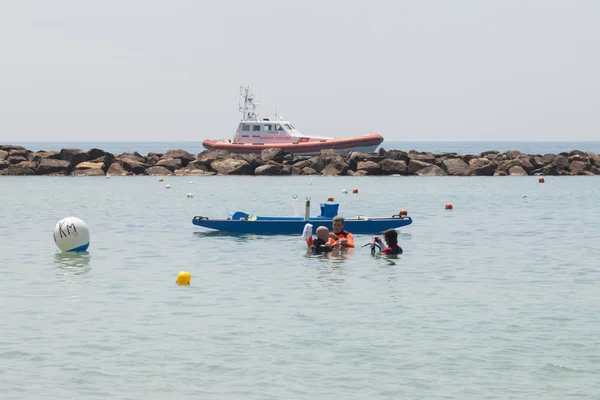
[{"xmin": 1, "ymin": 0, "xmax": 598, "ymax": 142}]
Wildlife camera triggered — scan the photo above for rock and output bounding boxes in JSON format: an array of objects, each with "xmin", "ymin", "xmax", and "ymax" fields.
[
  {"xmin": 261, "ymin": 148, "xmax": 291, "ymax": 163},
  {"xmin": 383, "ymin": 150, "xmax": 409, "ymax": 163},
  {"xmin": 106, "ymin": 162, "xmax": 129, "ymax": 176},
  {"xmin": 254, "ymin": 164, "xmax": 283, "ymax": 175},
  {"xmin": 505, "ymin": 150, "xmax": 523, "ymax": 159},
  {"xmin": 118, "ymin": 152, "xmax": 146, "ymax": 163},
  {"xmin": 121, "ymin": 159, "xmax": 147, "ymax": 175},
  {"xmin": 441, "ymin": 158, "xmax": 472, "ymax": 176},
  {"xmin": 59, "ymin": 148, "xmax": 89, "ymax": 167},
  {"xmin": 380, "ymin": 159, "xmax": 407, "ymax": 175},
  {"xmin": 320, "ymin": 164, "xmax": 344, "ymax": 176},
  {"xmin": 37, "ymin": 159, "xmax": 71, "ymax": 175},
  {"xmin": 88, "ymin": 148, "xmax": 112, "ymax": 160},
  {"xmin": 0, "ymin": 160, "xmax": 9, "ymax": 170},
  {"xmin": 90, "ymin": 155, "xmax": 114, "ymax": 171},
  {"xmin": 347, "ymin": 169, "xmax": 368, "ymax": 176},
  {"xmin": 156, "ymin": 158, "xmax": 182, "ymax": 172},
  {"xmin": 416, "ymin": 165, "xmax": 447, "ymax": 176},
  {"xmin": 174, "ymin": 169, "xmax": 216, "ymax": 176},
  {"xmin": 71, "ymin": 168, "xmax": 105, "ymax": 176},
  {"xmin": 210, "ymin": 159, "xmax": 252, "ymax": 175},
  {"xmin": 238, "ymin": 153, "xmax": 264, "ymax": 169},
  {"xmin": 480, "ymin": 150, "xmax": 499, "ymax": 157},
  {"xmin": 7, "ymin": 156, "xmax": 28, "ymax": 164},
  {"xmin": 0, "ymin": 145, "xmax": 26, "ymax": 152},
  {"xmin": 301, "ymin": 167, "xmax": 318, "ymax": 175},
  {"xmin": 9, "ymin": 149, "xmax": 30, "ymax": 159},
  {"xmin": 569, "ymin": 160, "xmax": 590, "ymax": 175},
  {"xmin": 587, "ymin": 152, "xmax": 600, "ymax": 167},
  {"xmin": 356, "ymin": 160, "xmax": 381, "ymax": 175},
  {"xmin": 347, "ymin": 151, "xmax": 383, "ymax": 164},
  {"xmin": 164, "ymin": 149, "xmax": 196, "ymax": 166},
  {"xmin": 469, "ymin": 158, "xmax": 496, "ymax": 176},
  {"xmin": 32, "ymin": 150, "xmax": 60, "ymax": 163},
  {"xmin": 0, "ymin": 150, "xmax": 8, "ymax": 161},
  {"xmin": 407, "ymin": 159, "xmax": 433, "ymax": 175},
  {"xmin": 508, "ymin": 166, "xmax": 528, "ymax": 176},
  {"xmin": 408, "ymin": 152, "xmax": 436, "ymax": 164},
  {"xmin": 145, "ymin": 166, "xmax": 174, "ymax": 175},
  {"xmin": 5, "ymin": 164, "xmax": 36, "ymax": 175},
  {"xmin": 73, "ymin": 161, "xmax": 105, "ymax": 171}
]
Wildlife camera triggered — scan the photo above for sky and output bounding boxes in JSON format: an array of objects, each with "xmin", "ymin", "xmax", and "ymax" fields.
[{"xmin": 1, "ymin": 0, "xmax": 599, "ymax": 142}]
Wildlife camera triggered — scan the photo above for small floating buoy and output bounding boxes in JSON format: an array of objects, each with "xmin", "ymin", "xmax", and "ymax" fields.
[
  {"xmin": 341, "ymin": 189, "xmax": 348, "ymax": 194},
  {"xmin": 53, "ymin": 217, "xmax": 90, "ymax": 252},
  {"xmin": 522, "ymin": 195, "xmax": 527, "ymax": 198},
  {"xmin": 538, "ymin": 177, "xmax": 545, "ymax": 183},
  {"xmin": 165, "ymin": 184, "xmax": 171, "ymax": 189},
  {"xmin": 352, "ymin": 188, "xmax": 358, "ymax": 194},
  {"xmin": 189, "ymin": 181, "xmax": 194, "ymax": 184},
  {"xmin": 399, "ymin": 209, "xmax": 408, "ymax": 216},
  {"xmin": 159, "ymin": 178, "xmax": 164, "ymax": 182},
  {"xmin": 106, "ymin": 174, "xmax": 111, "ymax": 179},
  {"xmin": 308, "ymin": 182, "xmax": 312, "ymax": 186},
  {"xmin": 176, "ymin": 271, "xmax": 191, "ymax": 286},
  {"xmin": 327, "ymin": 196, "xmax": 334, "ymax": 202},
  {"xmin": 186, "ymin": 193, "xmax": 193, "ymax": 198},
  {"xmin": 445, "ymin": 203, "xmax": 453, "ymax": 210}
]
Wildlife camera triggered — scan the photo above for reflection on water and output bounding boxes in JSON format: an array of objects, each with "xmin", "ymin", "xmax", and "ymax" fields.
[{"xmin": 54, "ymin": 252, "xmax": 91, "ymax": 284}]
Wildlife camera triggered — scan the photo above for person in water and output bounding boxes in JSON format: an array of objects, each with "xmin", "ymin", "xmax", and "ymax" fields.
[
  {"xmin": 310, "ymin": 226, "xmax": 334, "ymax": 254},
  {"xmin": 329, "ymin": 215, "xmax": 355, "ymax": 250},
  {"xmin": 372, "ymin": 229, "xmax": 403, "ymax": 255}
]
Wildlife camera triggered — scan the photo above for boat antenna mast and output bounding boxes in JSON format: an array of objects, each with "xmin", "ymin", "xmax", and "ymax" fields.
[{"xmin": 239, "ymin": 86, "xmax": 259, "ymax": 121}]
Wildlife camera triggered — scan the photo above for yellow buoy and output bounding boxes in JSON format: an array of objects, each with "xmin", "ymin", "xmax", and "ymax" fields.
[
  {"xmin": 159, "ymin": 178, "xmax": 164, "ymax": 182},
  {"xmin": 176, "ymin": 271, "xmax": 191, "ymax": 286}
]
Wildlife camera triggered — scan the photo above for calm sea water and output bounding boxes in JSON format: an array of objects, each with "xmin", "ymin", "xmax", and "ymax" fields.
[
  {"xmin": 1, "ymin": 175, "xmax": 600, "ymax": 399},
  {"xmin": 6, "ymin": 141, "xmax": 600, "ymax": 155}
]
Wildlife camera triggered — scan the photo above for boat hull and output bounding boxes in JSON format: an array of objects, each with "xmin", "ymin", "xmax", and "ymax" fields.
[
  {"xmin": 192, "ymin": 216, "xmax": 412, "ymax": 235},
  {"xmin": 202, "ymin": 134, "xmax": 384, "ymax": 155}
]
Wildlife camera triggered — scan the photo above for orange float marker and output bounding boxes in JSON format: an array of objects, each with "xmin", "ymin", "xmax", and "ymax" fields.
[
  {"xmin": 352, "ymin": 188, "xmax": 358, "ymax": 194},
  {"xmin": 445, "ymin": 203, "xmax": 453, "ymax": 210}
]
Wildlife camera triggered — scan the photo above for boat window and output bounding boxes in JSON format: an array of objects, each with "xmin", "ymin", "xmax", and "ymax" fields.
[
  {"xmin": 263, "ymin": 124, "xmax": 272, "ymax": 132},
  {"xmin": 253, "ymin": 125, "xmax": 261, "ymax": 131},
  {"xmin": 289, "ymin": 124, "xmax": 296, "ymax": 130},
  {"xmin": 284, "ymin": 124, "xmax": 292, "ymax": 130},
  {"xmin": 241, "ymin": 124, "xmax": 250, "ymax": 131},
  {"xmin": 276, "ymin": 125, "xmax": 283, "ymax": 131}
]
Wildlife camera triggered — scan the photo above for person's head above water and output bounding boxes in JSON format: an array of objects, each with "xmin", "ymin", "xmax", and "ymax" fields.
[
  {"xmin": 383, "ymin": 228, "xmax": 398, "ymax": 246},
  {"xmin": 316, "ymin": 226, "xmax": 330, "ymax": 241},
  {"xmin": 332, "ymin": 215, "xmax": 345, "ymax": 234}
]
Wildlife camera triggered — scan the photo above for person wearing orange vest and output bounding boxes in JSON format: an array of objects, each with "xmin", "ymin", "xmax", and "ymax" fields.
[
  {"xmin": 329, "ymin": 215, "xmax": 355, "ymax": 250},
  {"xmin": 305, "ymin": 216, "xmax": 355, "ymax": 250}
]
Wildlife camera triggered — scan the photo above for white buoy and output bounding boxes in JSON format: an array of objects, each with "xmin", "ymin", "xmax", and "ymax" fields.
[
  {"xmin": 341, "ymin": 189, "xmax": 348, "ymax": 194},
  {"xmin": 165, "ymin": 184, "xmax": 171, "ymax": 189},
  {"xmin": 53, "ymin": 217, "xmax": 90, "ymax": 252},
  {"xmin": 187, "ymin": 193, "xmax": 193, "ymax": 198},
  {"xmin": 106, "ymin": 174, "xmax": 111, "ymax": 179},
  {"xmin": 189, "ymin": 181, "xmax": 193, "ymax": 184}
]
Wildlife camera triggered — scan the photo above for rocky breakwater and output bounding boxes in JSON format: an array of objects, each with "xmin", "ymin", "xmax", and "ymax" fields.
[{"xmin": 1, "ymin": 144, "xmax": 599, "ymax": 176}]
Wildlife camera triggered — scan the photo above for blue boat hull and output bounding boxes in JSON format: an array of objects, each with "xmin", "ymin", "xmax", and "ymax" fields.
[{"xmin": 192, "ymin": 216, "xmax": 412, "ymax": 235}]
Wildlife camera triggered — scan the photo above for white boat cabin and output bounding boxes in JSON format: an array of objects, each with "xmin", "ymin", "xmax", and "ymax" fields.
[{"xmin": 229, "ymin": 87, "xmax": 331, "ymax": 144}]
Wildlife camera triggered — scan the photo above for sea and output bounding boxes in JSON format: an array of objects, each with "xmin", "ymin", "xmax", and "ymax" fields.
[{"xmin": 1, "ymin": 141, "xmax": 600, "ymax": 399}]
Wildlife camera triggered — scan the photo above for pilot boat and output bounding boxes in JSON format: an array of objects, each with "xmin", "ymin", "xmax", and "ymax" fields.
[{"xmin": 202, "ymin": 87, "xmax": 384, "ymax": 155}]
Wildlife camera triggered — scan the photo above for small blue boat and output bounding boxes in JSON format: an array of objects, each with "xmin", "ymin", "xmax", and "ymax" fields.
[{"xmin": 192, "ymin": 202, "xmax": 412, "ymax": 235}]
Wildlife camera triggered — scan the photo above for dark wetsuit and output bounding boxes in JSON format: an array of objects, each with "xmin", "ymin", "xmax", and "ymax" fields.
[
  {"xmin": 310, "ymin": 238, "xmax": 333, "ymax": 254},
  {"xmin": 382, "ymin": 244, "xmax": 403, "ymax": 255}
]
